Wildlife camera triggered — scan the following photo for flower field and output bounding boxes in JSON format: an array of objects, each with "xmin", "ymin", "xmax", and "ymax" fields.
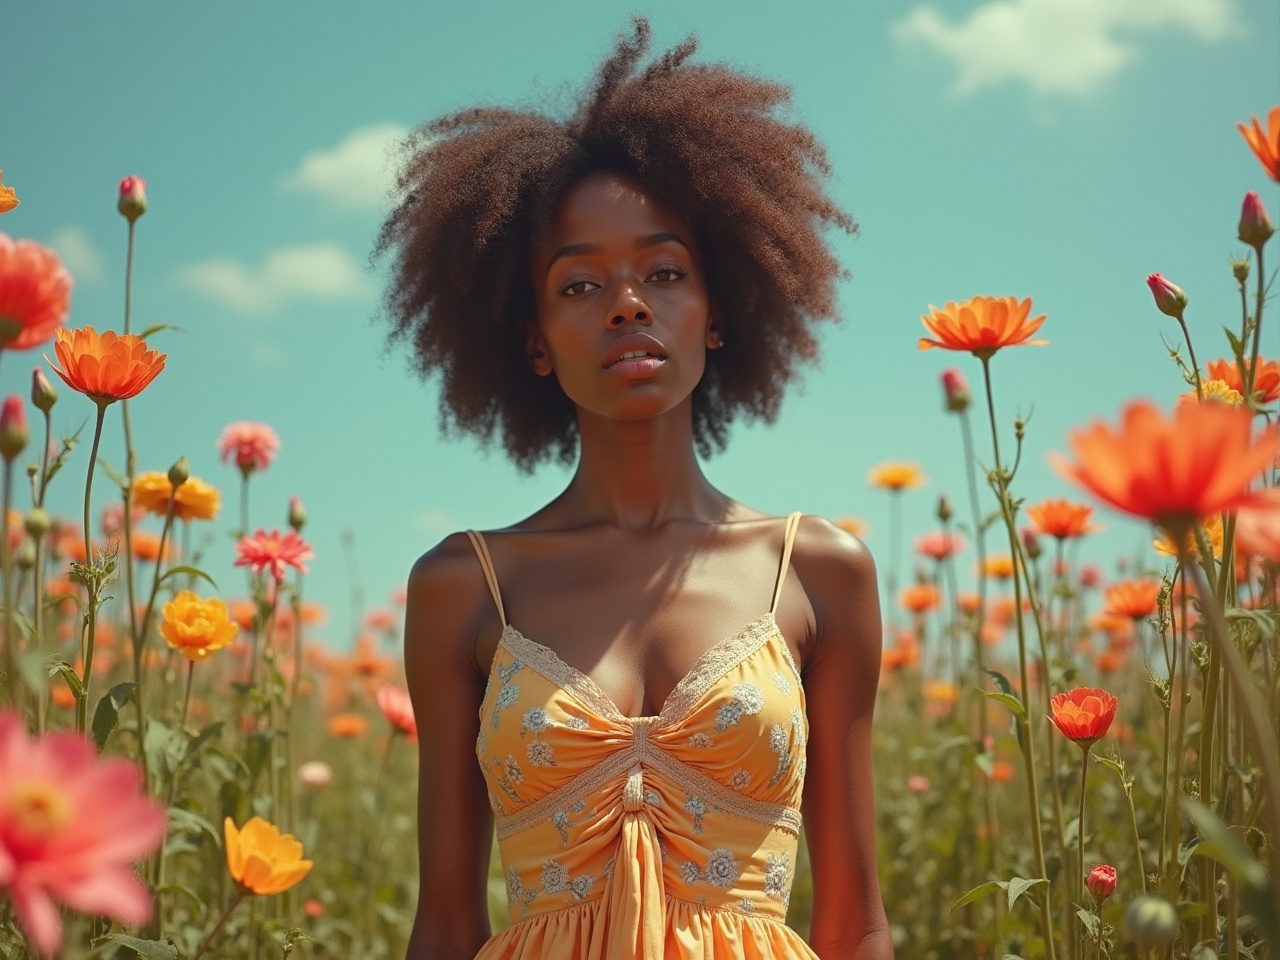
[{"xmin": 1, "ymin": 106, "xmax": 1279, "ymax": 959}]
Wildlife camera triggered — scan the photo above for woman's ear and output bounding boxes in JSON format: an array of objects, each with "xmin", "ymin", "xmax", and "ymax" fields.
[
  {"xmin": 525, "ymin": 323, "xmax": 554, "ymax": 376},
  {"xmin": 705, "ymin": 304, "xmax": 725, "ymax": 350}
]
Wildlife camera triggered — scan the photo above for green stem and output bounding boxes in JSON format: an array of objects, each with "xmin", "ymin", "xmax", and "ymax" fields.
[
  {"xmin": 190, "ymin": 890, "xmax": 246, "ymax": 960},
  {"xmin": 32, "ymin": 407, "xmax": 54, "ymax": 735},
  {"xmin": 1166, "ymin": 565, "xmax": 1192, "ymax": 899},
  {"xmin": 1175, "ymin": 313, "xmax": 1202, "ymax": 400},
  {"xmin": 980, "ymin": 355, "xmax": 1056, "ymax": 960},
  {"xmin": 76, "ymin": 402, "xmax": 109, "ymax": 735},
  {"xmin": 1077, "ymin": 742, "xmax": 1091, "ymax": 955},
  {"xmin": 1123, "ymin": 771, "xmax": 1148, "ymax": 895},
  {"xmin": 2, "ymin": 457, "xmax": 20, "ymax": 716}
]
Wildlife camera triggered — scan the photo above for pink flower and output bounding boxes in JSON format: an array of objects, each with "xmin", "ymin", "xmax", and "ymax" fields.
[
  {"xmin": 1239, "ymin": 191, "xmax": 1275, "ymax": 249},
  {"xmin": 1235, "ymin": 487, "xmax": 1280, "ymax": 562},
  {"xmin": 234, "ymin": 528, "xmax": 312, "ymax": 581},
  {"xmin": 0, "ymin": 233, "xmax": 72, "ymax": 352},
  {"xmin": 914, "ymin": 531, "xmax": 966, "ymax": 561},
  {"xmin": 390, "ymin": 585, "xmax": 408, "ymax": 606},
  {"xmin": 940, "ymin": 366, "xmax": 970, "ymax": 413},
  {"xmin": 117, "ymin": 176, "xmax": 147, "ymax": 222},
  {"xmin": 0, "ymin": 711, "xmax": 166, "ymax": 956},
  {"xmin": 0, "ymin": 395, "xmax": 28, "ymax": 461},
  {"xmin": 1079, "ymin": 564, "xmax": 1102, "ymax": 589},
  {"xmin": 376, "ymin": 684, "xmax": 417, "ymax": 742},
  {"xmin": 1086, "ymin": 863, "xmax": 1117, "ymax": 901},
  {"xmin": 217, "ymin": 421, "xmax": 280, "ymax": 476},
  {"xmin": 364, "ymin": 608, "xmax": 396, "ymax": 632},
  {"xmin": 297, "ymin": 761, "xmax": 333, "ymax": 791},
  {"xmin": 906, "ymin": 775, "xmax": 930, "ymax": 794},
  {"xmin": 1146, "ymin": 273, "xmax": 1187, "ymax": 319}
]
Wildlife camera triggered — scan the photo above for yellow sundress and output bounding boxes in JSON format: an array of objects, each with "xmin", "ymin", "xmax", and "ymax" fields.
[{"xmin": 465, "ymin": 512, "xmax": 818, "ymax": 960}]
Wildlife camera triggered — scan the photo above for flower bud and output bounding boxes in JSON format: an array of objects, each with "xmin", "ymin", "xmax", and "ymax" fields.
[
  {"xmin": 936, "ymin": 494, "xmax": 953, "ymax": 523},
  {"xmin": 288, "ymin": 494, "xmax": 307, "ymax": 532},
  {"xmin": 1124, "ymin": 895, "xmax": 1178, "ymax": 946},
  {"xmin": 1231, "ymin": 256, "xmax": 1251, "ymax": 283},
  {"xmin": 0, "ymin": 395, "xmax": 28, "ymax": 461},
  {"xmin": 1146, "ymin": 273, "xmax": 1188, "ymax": 319},
  {"xmin": 117, "ymin": 175, "xmax": 148, "ymax": 222},
  {"xmin": 1238, "ymin": 191, "xmax": 1275, "ymax": 250},
  {"xmin": 1021, "ymin": 526, "xmax": 1041, "ymax": 561},
  {"xmin": 24, "ymin": 507, "xmax": 50, "ymax": 541},
  {"xmin": 941, "ymin": 367, "xmax": 970, "ymax": 413},
  {"xmin": 168, "ymin": 455, "xmax": 189, "ymax": 489},
  {"xmin": 15, "ymin": 538, "xmax": 34, "ymax": 570},
  {"xmin": 906, "ymin": 774, "xmax": 930, "ymax": 793},
  {"xmin": 31, "ymin": 368, "xmax": 57, "ymax": 413},
  {"xmin": 297, "ymin": 760, "xmax": 332, "ymax": 791},
  {"xmin": 1086, "ymin": 863, "xmax": 1117, "ymax": 901}
]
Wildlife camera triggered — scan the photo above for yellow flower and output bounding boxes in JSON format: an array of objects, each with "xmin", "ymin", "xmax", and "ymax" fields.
[
  {"xmin": 0, "ymin": 170, "xmax": 17, "ymax": 214},
  {"xmin": 868, "ymin": 462, "xmax": 926, "ymax": 492},
  {"xmin": 1153, "ymin": 514, "xmax": 1224, "ymax": 560},
  {"xmin": 981, "ymin": 554, "xmax": 1016, "ymax": 579},
  {"xmin": 160, "ymin": 591, "xmax": 238, "ymax": 661},
  {"xmin": 132, "ymin": 471, "xmax": 221, "ymax": 521},
  {"xmin": 1177, "ymin": 378, "xmax": 1243, "ymax": 410},
  {"xmin": 224, "ymin": 816, "xmax": 313, "ymax": 895},
  {"xmin": 835, "ymin": 516, "xmax": 868, "ymax": 537},
  {"xmin": 923, "ymin": 680, "xmax": 959, "ymax": 704}
]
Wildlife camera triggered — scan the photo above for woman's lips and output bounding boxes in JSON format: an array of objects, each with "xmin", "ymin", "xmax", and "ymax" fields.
[{"xmin": 606, "ymin": 356, "xmax": 667, "ymax": 379}]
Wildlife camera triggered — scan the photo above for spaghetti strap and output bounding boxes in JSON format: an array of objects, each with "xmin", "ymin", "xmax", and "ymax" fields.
[
  {"xmin": 770, "ymin": 512, "xmax": 803, "ymax": 616},
  {"xmin": 465, "ymin": 530, "xmax": 507, "ymax": 626}
]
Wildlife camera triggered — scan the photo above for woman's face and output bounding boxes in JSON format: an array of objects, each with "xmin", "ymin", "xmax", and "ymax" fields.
[{"xmin": 527, "ymin": 170, "xmax": 720, "ymax": 426}]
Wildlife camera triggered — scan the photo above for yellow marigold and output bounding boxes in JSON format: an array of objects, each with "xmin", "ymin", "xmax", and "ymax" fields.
[
  {"xmin": 224, "ymin": 816, "xmax": 313, "ymax": 895},
  {"xmin": 160, "ymin": 590, "xmax": 238, "ymax": 661},
  {"xmin": 1153, "ymin": 513, "xmax": 1224, "ymax": 560},
  {"xmin": 868, "ymin": 462, "xmax": 925, "ymax": 492},
  {"xmin": 1176, "ymin": 378, "xmax": 1243, "ymax": 410},
  {"xmin": 132, "ymin": 471, "xmax": 221, "ymax": 521},
  {"xmin": 980, "ymin": 553, "xmax": 1016, "ymax": 579}
]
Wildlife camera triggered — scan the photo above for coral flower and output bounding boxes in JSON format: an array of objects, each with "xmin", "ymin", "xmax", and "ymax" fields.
[
  {"xmin": 1104, "ymin": 579, "xmax": 1160, "ymax": 620},
  {"xmin": 980, "ymin": 553, "xmax": 1015, "ymax": 580},
  {"xmin": 1238, "ymin": 105, "xmax": 1280, "ymax": 181},
  {"xmin": 0, "ymin": 171, "xmax": 17, "ymax": 214},
  {"xmin": 1206, "ymin": 357, "xmax": 1280, "ymax": 405},
  {"xmin": 1235, "ymin": 487, "xmax": 1280, "ymax": 563},
  {"xmin": 868, "ymin": 462, "xmax": 925, "ymax": 491},
  {"xmin": 900, "ymin": 583, "xmax": 941, "ymax": 615},
  {"xmin": 914, "ymin": 531, "xmax": 965, "ymax": 561},
  {"xmin": 1153, "ymin": 513, "xmax": 1223, "ymax": 560},
  {"xmin": 1025, "ymin": 498, "xmax": 1100, "ymax": 540},
  {"xmin": 376, "ymin": 684, "xmax": 418, "ymax": 742},
  {"xmin": 986, "ymin": 760, "xmax": 1015, "ymax": 783},
  {"xmin": 0, "ymin": 711, "xmax": 166, "ymax": 956},
  {"xmin": 160, "ymin": 591, "xmax": 238, "ymax": 662},
  {"xmin": 217, "ymin": 421, "xmax": 281, "ymax": 476},
  {"xmin": 1051, "ymin": 399, "xmax": 1280, "ymax": 540},
  {"xmin": 1048, "ymin": 687, "xmax": 1118, "ymax": 745},
  {"xmin": 327, "ymin": 713, "xmax": 368, "ymax": 738},
  {"xmin": 234, "ymin": 528, "xmax": 313, "ymax": 582},
  {"xmin": 0, "ymin": 234, "xmax": 72, "ymax": 353},
  {"xmin": 364, "ymin": 608, "xmax": 396, "ymax": 632},
  {"xmin": 130, "ymin": 529, "xmax": 173, "ymax": 564},
  {"xmin": 348, "ymin": 635, "xmax": 392, "ymax": 679},
  {"xmin": 45, "ymin": 326, "xmax": 164, "ymax": 405},
  {"xmin": 131, "ymin": 470, "xmax": 221, "ymax": 522},
  {"xmin": 49, "ymin": 684, "xmax": 76, "ymax": 710},
  {"xmin": 923, "ymin": 680, "xmax": 959, "ymax": 704},
  {"xmin": 1087, "ymin": 864, "xmax": 1118, "ymax": 902},
  {"xmin": 223, "ymin": 816, "xmax": 313, "ymax": 895},
  {"xmin": 917, "ymin": 295, "xmax": 1048, "ymax": 359},
  {"xmin": 1177, "ymin": 379, "xmax": 1242, "ymax": 409}
]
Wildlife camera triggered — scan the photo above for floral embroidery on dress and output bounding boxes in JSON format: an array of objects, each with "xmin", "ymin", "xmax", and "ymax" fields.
[
  {"xmin": 564, "ymin": 715, "xmax": 590, "ymax": 730},
  {"xmin": 476, "ymin": 728, "xmax": 488, "ymax": 755},
  {"xmin": 703, "ymin": 848, "xmax": 742, "ymax": 888},
  {"xmin": 506, "ymin": 864, "xmax": 522, "ymax": 905},
  {"xmin": 490, "ymin": 754, "xmax": 527, "ymax": 805},
  {"xmin": 502, "ymin": 755, "xmax": 524, "ymax": 784},
  {"xmin": 520, "ymin": 886, "xmax": 537, "ymax": 919},
  {"xmin": 644, "ymin": 789, "xmax": 661, "ymax": 806},
  {"xmin": 773, "ymin": 671, "xmax": 791, "ymax": 694},
  {"xmin": 764, "ymin": 850, "xmax": 792, "ymax": 909},
  {"xmin": 688, "ymin": 732, "xmax": 714, "ymax": 748},
  {"xmin": 679, "ymin": 860, "xmax": 702, "ymax": 885},
  {"xmin": 541, "ymin": 858, "xmax": 569, "ymax": 894},
  {"xmin": 570, "ymin": 874, "xmax": 595, "ymax": 900},
  {"xmin": 603, "ymin": 854, "xmax": 616, "ymax": 880},
  {"xmin": 549, "ymin": 799, "xmax": 589, "ymax": 845},
  {"xmin": 714, "ymin": 682, "xmax": 765, "ymax": 733},
  {"xmin": 491, "ymin": 660, "xmax": 523, "ymax": 730},
  {"xmin": 767, "ymin": 723, "xmax": 793, "ymax": 787},
  {"xmin": 526, "ymin": 739, "xmax": 556, "ymax": 767},
  {"xmin": 520, "ymin": 706, "xmax": 553, "ymax": 735},
  {"xmin": 684, "ymin": 794, "xmax": 707, "ymax": 833},
  {"xmin": 736, "ymin": 898, "xmax": 756, "ymax": 914},
  {"xmin": 726, "ymin": 768, "xmax": 752, "ymax": 791}
]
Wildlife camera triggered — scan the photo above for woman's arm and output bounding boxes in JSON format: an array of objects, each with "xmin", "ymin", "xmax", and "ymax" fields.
[
  {"xmin": 794, "ymin": 518, "xmax": 893, "ymax": 960},
  {"xmin": 403, "ymin": 533, "xmax": 495, "ymax": 960}
]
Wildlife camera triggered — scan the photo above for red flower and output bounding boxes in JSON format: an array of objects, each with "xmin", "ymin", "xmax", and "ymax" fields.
[
  {"xmin": 914, "ymin": 531, "xmax": 965, "ymax": 561},
  {"xmin": 1145, "ymin": 273, "xmax": 1187, "ymax": 319},
  {"xmin": 1048, "ymin": 687, "xmax": 1118, "ymax": 745},
  {"xmin": 376, "ymin": 684, "xmax": 417, "ymax": 742},
  {"xmin": 1086, "ymin": 864, "xmax": 1117, "ymax": 901},
  {"xmin": 0, "ymin": 234, "xmax": 72, "ymax": 353},
  {"xmin": 234, "ymin": 528, "xmax": 313, "ymax": 581}
]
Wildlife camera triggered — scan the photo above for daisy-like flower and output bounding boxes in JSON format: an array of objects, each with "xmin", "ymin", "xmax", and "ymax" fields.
[
  {"xmin": 131, "ymin": 470, "xmax": 221, "ymax": 522},
  {"xmin": 917, "ymin": 295, "xmax": 1048, "ymax": 359},
  {"xmin": 234, "ymin": 528, "xmax": 313, "ymax": 582},
  {"xmin": 1104, "ymin": 579, "xmax": 1160, "ymax": 620},
  {"xmin": 1048, "ymin": 687, "xmax": 1118, "ymax": 746},
  {"xmin": 914, "ymin": 531, "xmax": 965, "ymax": 561},
  {"xmin": 1153, "ymin": 514, "xmax": 1224, "ymax": 560},
  {"xmin": 0, "ymin": 234, "xmax": 71, "ymax": 353},
  {"xmin": 217, "ymin": 421, "xmax": 280, "ymax": 477},
  {"xmin": 899, "ymin": 583, "xmax": 940, "ymax": 614},
  {"xmin": 0, "ymin": 711, "xmax": 167, "ymax": 956},
  {"xmin": 868, "ymin": 461, "xmax": 925, "ymax": 491},
  {"xmin": 1238, "ymin": 105, "xmax": 1280, "ymax": 182},
  {"xmin": 1177, "ymin": 379, "xmax": 1242, "ymax": 410},
  {"xmin": 45, "ymin": 326, "xmax": 164, "ymax": 406},
  {"xmin": 1025, "ymin": 498, "xmax": 1100, "ymax": 540},
  {"xmin": 223, "ymin": 816, "xmax": 312, "ymax": 895},
  {"xmin": 1205, "ymin": 357, "xmax": 1280, "ymax": 405}
]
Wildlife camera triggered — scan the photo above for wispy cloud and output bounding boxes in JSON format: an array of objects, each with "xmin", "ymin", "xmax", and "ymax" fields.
[
  {"xmin": 177, "ymin": 244, "xmax": 373, "ymax": 315},
  {"xmin": 891, "ymin": 0, "xmax": 1239, "ymax": 97},
  {"xmin": 47, "ymin": 227, "xmax": 105, "ymax": 284},
  {"xmin": 279, "ymin": 123, "xmax": 410, "ymax": 211}
]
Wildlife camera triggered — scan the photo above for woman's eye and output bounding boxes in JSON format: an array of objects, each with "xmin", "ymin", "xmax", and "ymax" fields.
[
  {"xmin": 561, "ymin": 280, "xmax": 595, "ymax": 297},
  {"xmin": 651, "ymin": 266, "xmax": 686, "ymax": 282},
  {"xmin": 558, "ymin": 266, "xmax": 685, "ymax": 298}
]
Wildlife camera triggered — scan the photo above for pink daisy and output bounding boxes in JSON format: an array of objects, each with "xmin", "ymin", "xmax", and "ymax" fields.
[
  {"xmin": 217, "ymin": 421, "xmax": 280, "ymax": 476},
  {"xmin": 234, "ymin": 528, "xmax": 313, "ymax": 582}
]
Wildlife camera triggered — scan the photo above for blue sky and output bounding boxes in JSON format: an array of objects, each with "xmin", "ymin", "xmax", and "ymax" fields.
[{"xmin": 2, "ymin": 0, "xmax": 1277, "ymax": 650}]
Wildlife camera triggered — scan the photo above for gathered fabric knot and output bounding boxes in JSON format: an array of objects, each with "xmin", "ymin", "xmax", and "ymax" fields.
[{"xmin": 623, "ymin": 764, "xmax": 645, "ymax": 812}]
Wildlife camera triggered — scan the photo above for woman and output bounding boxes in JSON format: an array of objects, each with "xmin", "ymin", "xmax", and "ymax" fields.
[{"xmin": 377, "ymin": 18, "xmax": 891, "ymax": 960}]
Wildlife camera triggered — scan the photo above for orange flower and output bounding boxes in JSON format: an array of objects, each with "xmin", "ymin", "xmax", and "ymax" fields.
[
  {"xmin": 131, "ymin": 471, "xmax": 221, "ymax": 522},
  {"xmin": 348, "ymin": 635, "xmax": 391, "ymax": 679},
  {"xmin": 835, "ymin": 516, "xmax": 868, "ymax": 537},
  {"xmin": 900, "ymin": 583, "xmax": 940, "ymax": 614},
  {"xmin": 228, "ymin": 599, "xmax": 257, "ymax": 632},
  {"xmin": 1177, "ymin": 379, "xmax": 1243, "ymax": 410},
  {"xmin": 1153, "ymin": 514, "xmax": 1223, "ymax": 560},
  {"xmin": 1238, "ymin": 105, "xmax": 1280, "ymax": 181},
  {"xmin": 0, "ymin": 171, "xmax": 17, "ymax": 214},
  {"xmin": 1025, "ymin": 498, "xmax": 1100, "ymax": 540},
  {"xmin": 0, "ymin": 234, "xmax": 71, "ymax": 352},
  {"xmin": 327, "ymin": 713, "xmax": 368, "ymax": 738},
  {"xmin": 1104, "ymin": 579, "xmax": 1160, "ymax": 620},
  {"xmin": 1095, "ymin": 649, "xmax": 1126, "ymax": 674},
  {"xmin": 50, "ymin": 683, "xmax": 76, "ymax": 709},
  {"xmin": 130, "ymin": 529, "xmax": 173, "ymax": 563},
  {"xmin": 915, "ymin": 531, "xmax": 965, "ymax": 561},
  {"xmin": 867, "ymin": 462, "xmax": 925, "ymax": 492},
  {"xmin": 160, "ymin": 591, "xmax": 238, "ymax": 662},
  {"xmin": 1235, "ymin": 487, "xmax": 1280, "ymax": 563},
  {"xmin": 981, "ymin": 554, "xmax": 1015, "ymax": 580},
  {"xmin": 918, "ymin": 295, "xmax": 1048, "ymax": 359},
  {"xmin": 1206, "ymin": 356, "xmax": 1280, "ymax": 405},
  {"xmin": 986, "ymin": 760, "xmax": 1015, "ymax": 783},
  {"xmin": 46, "ymin": 326, "xmax": 165, "ymax": 405},
  {"xmin": 299, "ymin": 601, "xmax": 327, "ymax": 625},
  {"xmin": 923, "ymin": 680, "xmax": 959, "ymax": 704},
  {"xmin": 223, "ymin": 816, "xmax": 313, "ymax": 895},
  {"xmin": 1048, "ymin": 687, "xmax": 1118, "ymax": 745},
  {"xmin": 956, "ymin": 591, "xmax": 982, "ymax": 614},
  {"xmin": 1052, "ymin": 399, "xmax": 1280, "ymax": 538}
]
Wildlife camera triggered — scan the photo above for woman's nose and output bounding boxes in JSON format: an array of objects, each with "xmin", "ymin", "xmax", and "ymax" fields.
[{"xmin": 606, "ymin": 287, "xmax": 650, "ymax": 329}]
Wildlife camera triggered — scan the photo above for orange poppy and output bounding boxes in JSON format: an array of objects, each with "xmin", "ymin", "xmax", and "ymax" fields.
[
  {"xmin": 918, "ymin": 295, "xmax": 1048, "ymax": 359},
  {"xmin": 867, "ymin": 462, "xmax": 925, "ymax": 492},
  {"xmin": 1206, "ymin": 357, "xmax": 1280, "ymax": 405},
  {"xmin": 956, "ymin": 591, "xmax": 982, "ymax": 614},
  {"xmin": 1051, "ymin": 399, "xmax": 1280, "ymax": 539},
  {"xmin": 1238, "ymin": 105, "xmax": 1280, "ymax": 181},
  {"xmin": 1095, "ymin": 649, "xmax": 1126, "ymax": 674},
  {"xmin": 46, "ymin": 325, "xmax": 165, "ymax": 406},
  {"xmin": 50, "ymin": 683, "xmax": 76, "ymax": 709},
  {"xmin": 1048, "ymin": 687, "xmax": 1118, "ymax": 746},
  {"xmin": 1025, "ymin": 498, "xmax": 1100, "ymax": 540},
  {"xmin": 1104, "ymin": 579, "xmax": 1160, "ymax": 620},
  {"xmin": 900, "ymin": 583, "xmax": 940, "ymax": 615},
  {"xmin": 327, "ymin": 713, "xmax": 368, "ymax": 738},
  {"xmin": 131, "ymin": 471, "xmax": 221, "ymax": 522}
]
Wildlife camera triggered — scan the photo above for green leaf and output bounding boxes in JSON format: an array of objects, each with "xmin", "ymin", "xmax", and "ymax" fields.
[
  {"xmin": 1223, "ymin": 326, "xmax": 1245, "ymax": 358},
  {"xmin": 95, "ymin": 457, "xmax": 128, "ymax": 493},
  {"xmin": 1094, "ymin": 755, "xmax": 1125, "ymax": 779},
  {"xmin": 92, "ymin": 934, "xmax": 180, "ymax": 960},
  {"xmin": 91, "ymin": 681, "xmax": 138, "ymax": 751},
  {"xmin": 49, "ymin": 659, "xmax": 83, "ymax": 697},
  {"xmin": 950, "ymin": 880, "xmax": 1006, "ymax": 912},
  {"xmin": 156, "ymin": 564, "xmax": 218, "ymax": 591},
  {"xmin": 983, "ymin": 667, "xmax": 1016, "ymax": 698},
  {"xmin": 138, "ymin": 322, "xmax": 186, "ymax": 340},
  {"xmin": 181, "ymin": 720, "xmax": 225, "ymax": 762},
  {"xmin": 166, "ymin": 806, "xmax": 221, "ymax": 845},
  {"xmin": 154, "ymin": 882, "xmax": 206, "ymax": 919},
  {"xmin": 1006, "ymin": 876, "xmax": 1047, "ymax": 910},
  {"xmin": 1076, "ymin": 907, "xmax": 1100, "ymax": 936},
  {"xmin": 981, "ymin": 690, "xmax": 1026, "ymax": 718}
]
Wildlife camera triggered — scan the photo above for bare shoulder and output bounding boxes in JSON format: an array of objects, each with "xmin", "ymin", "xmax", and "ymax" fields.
[
  {"xmin": 404, "ymin": 531, "xmax": 490, "ymax": 682},
  {"xmin": 787, "ymin": 515, "xmax": 881, "ymax": 669}
]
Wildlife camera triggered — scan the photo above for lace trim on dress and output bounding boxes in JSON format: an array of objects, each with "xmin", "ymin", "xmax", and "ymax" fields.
[
  {"xmin": 492, "ymin": 888, "xmax": 799, "ymax": 930},
  {"xmin": 501, "ymin": 625, "xmax": 622, "ymax": 721}
]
